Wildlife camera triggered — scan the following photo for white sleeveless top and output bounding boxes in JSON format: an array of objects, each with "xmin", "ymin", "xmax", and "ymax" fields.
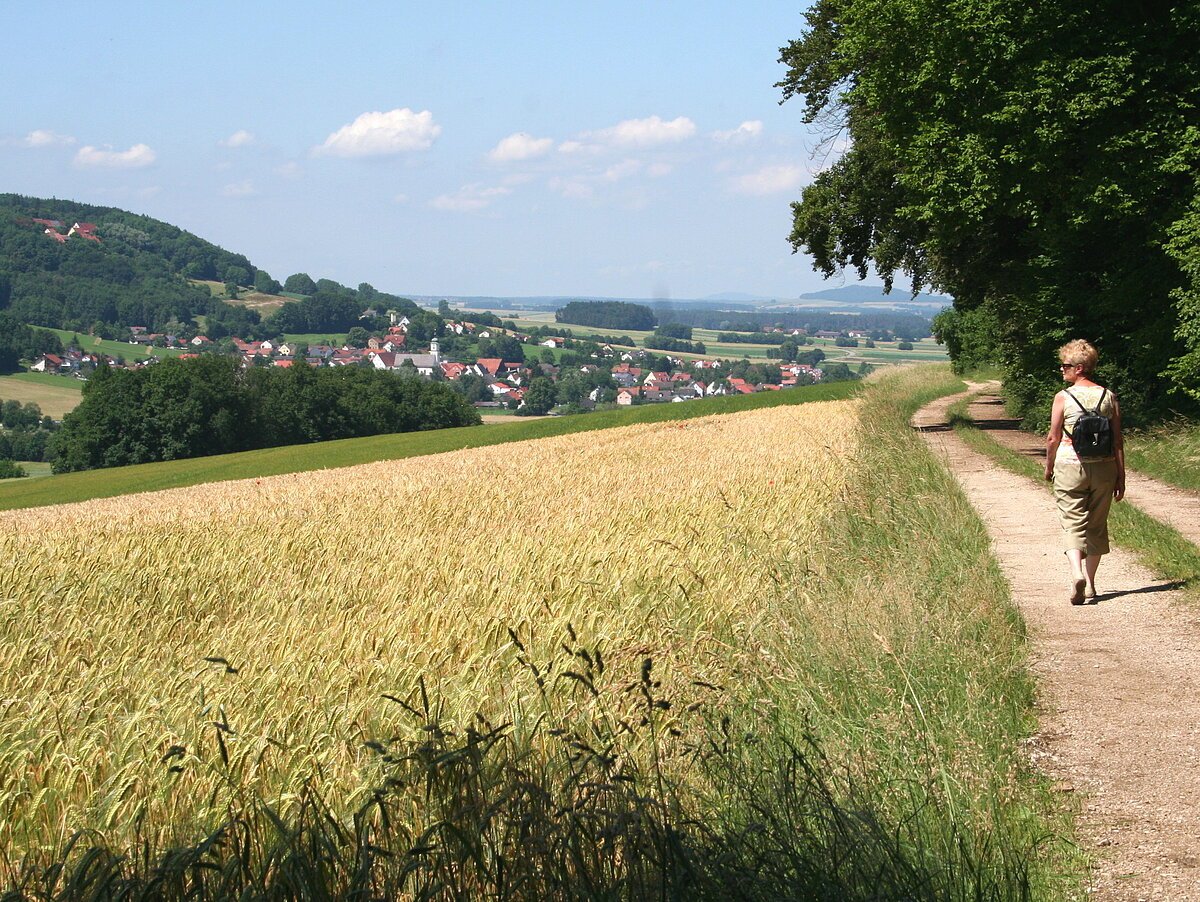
[{"xmin": 1060, "ymin": 384, "xmax": 1115, "ymax": 461}]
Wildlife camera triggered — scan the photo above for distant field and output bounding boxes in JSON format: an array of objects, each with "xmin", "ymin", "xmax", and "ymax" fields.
[
  {"xmin": 0, "ymin": 381, "xmax": 859, "ymax": 511},
  {"xmin": 280, "ymin": 332, "xmax": 349, "ymax": 346},
  {"xmin": 41, "ymin": 328, "xmax": 187, "ymax": 361},
  {"xmin": 0, "ymin": 373, "xmax": 83, "ymax": 418},
  {"xmin": 192, "ymin": 279, "xmax": 293, "ymax": 317},
  {"xmin": 477, "ymin": 308, "xmax": 946, "ymax": 364},
  {"xmin": 9, "ymin": 462, "xmax": 52, "ymax": 479}
]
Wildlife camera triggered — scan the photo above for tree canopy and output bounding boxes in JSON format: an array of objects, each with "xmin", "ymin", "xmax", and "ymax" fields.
[
  {"xmin": 556, "ymin": 301, "xmax": 657, "ymax": 331},
  {"xmin": 779, "ymin": 1, "xmax": 1200, "ymax": 419},
  {"xmin": 50, "ymin": 357, "xmax": 480, "ymax": 472}
]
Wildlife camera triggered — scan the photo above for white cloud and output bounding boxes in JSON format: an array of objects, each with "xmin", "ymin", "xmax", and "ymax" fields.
[
  {"xmin": 393, "ymin": 193, "xmax": 410, "ymax": 204},
  {"xmin": 221, "ymin": 130, "xmax": 255, "ymax": 148},
  {"xmin": 604, "ymin": 159, "xmax": 643, "ymax": 182},
  {"xmin": 712, "ymin": 120, "xmax": 764, "ymax": 143},
  {"xmin": 222, "ymin": 180, "xmax": 258, "ymax": 198},
  {"xmin": 23, "ymin": 129, "xmax": 76, "ymax": 147},
  {"xmin": 429, "ymin": 183, "xmax": 512, "ymax": 212},
  {"xmin": 647, "ymin": 162, "xmax": 673, "ymax": 178},
  {"xmin": 74, "ymin": 144, "xmax": 157, "ymax": 169},
  {"xmin": 314, "ymin": 108, "xmax": 440, "ymax": 157},
  {"xmin": 489, "ymin": 132, "xmax": 553, "ymax": 162},
  {"xmin": 729, "ymin": 164, "xmax": 806, "ymax": 195},
  {"xmin": 276, "ymin": 161, "xmax": 303, "ymax": 179},
  {"xmin": 597, "ymin": 115, "xmax": 696, "ymax": 148},
  {"xmin": 562, "ymin": 115, "xmax": 696, "ymax": 154},
  {"xmin": 549, "ymin": 176, "xmax": 594, "ymax": 201}
]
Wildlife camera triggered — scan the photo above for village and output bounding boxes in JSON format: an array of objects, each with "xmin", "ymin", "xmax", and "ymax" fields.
[{"xmin": 27, "ymin": 312, "xmax": 831, "ymax": 415}]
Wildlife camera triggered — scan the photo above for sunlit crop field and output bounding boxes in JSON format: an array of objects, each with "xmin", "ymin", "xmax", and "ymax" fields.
[{"xmin": 0, "ymin": 399, "xmax": 859, "ymax": 854}]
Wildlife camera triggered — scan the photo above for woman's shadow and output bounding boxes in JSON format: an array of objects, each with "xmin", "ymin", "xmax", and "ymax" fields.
[{"xmin": 1089, "ymin": 580, "xmax": 1189, "ymax": 604}]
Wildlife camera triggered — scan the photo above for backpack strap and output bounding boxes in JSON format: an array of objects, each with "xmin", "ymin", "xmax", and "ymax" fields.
[
  {"xmin": 1063, "ymin": 388, "xmax": 1108, "ymax": 441},
  {"xmin": 1065, "ymin": 387, "xmax": 1107, "ymax": 416}
]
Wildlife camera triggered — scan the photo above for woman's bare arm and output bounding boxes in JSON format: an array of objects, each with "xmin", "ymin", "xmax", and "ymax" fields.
[
  {"xmin": 1111, "ymin": 396, "xmax": 1125, "ymax": 501},
  {"xmin": 1045, "ymin": 392, "xmax": 1065, "ymax": 481}
]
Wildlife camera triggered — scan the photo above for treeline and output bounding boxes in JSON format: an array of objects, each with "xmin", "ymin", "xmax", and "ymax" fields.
[
  {"xmin": 264, "ymin": 280, "xmax": 423, "ymax": 335},
  {"xmin": 780, "ymin": 2, "xmax": 1200, "ymax": 419},
  {"xmin": 644, "ymin": 335, "xmax": 706, "ymax": 354},
  {"xmin": 672, "ymin": 309, "xmax": 931, "ymax": 340},
  {"xmin": 556, "ymin": 301, "xmax": 657, "ymax": 331},
  {"xmin": 51, "ymin": 357, "xmax": 480, "ymax": 472},
  {"xmin": 715, "ymin": 331, "xmax": 790, "ymax": 345},
  {"xmin": 0, "ymin": 399, "xmax": 57, "ymax": 464}
]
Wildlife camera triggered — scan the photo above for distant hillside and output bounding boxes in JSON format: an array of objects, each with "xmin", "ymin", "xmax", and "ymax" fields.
[
  {"xmin": 798, "ymin": 284, "xmax": 952, "ymax": 306},
  {"xmin": 700, "ymin": 291, "xmax": 775, "ymax": 303},
  {"xmin": 0, "ymin": 194, "xmax": 267, "ymax": 338},
  {"xmin": 0, "ymin": 195, "xmax": 421, "ymax": 342}
]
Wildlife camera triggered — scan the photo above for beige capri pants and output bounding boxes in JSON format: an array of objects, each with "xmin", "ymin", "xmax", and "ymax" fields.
[{"xmin": 1053, "ymin": 454, "xmax": 1119, "ymax": 555}]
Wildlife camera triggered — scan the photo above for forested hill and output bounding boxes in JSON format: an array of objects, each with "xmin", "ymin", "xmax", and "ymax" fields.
[
  {"xmin": 0, "ymin": 194, "xmax": 263, "ymax": 336},
  {"xmin": 0, "ymin": 194, "xmax": 421, "ymax": 342}
]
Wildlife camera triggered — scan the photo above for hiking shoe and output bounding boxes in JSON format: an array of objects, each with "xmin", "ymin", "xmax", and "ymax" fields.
[{"xmin": 1070, "ymin": 578, "xmax": 1087, "ymax": 605}]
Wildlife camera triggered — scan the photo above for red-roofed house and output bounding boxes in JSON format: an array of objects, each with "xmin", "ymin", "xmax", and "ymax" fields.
[
  {"xmin": 30, "ymin": 354, "xmax": 65, "ymax": 373},
  {"xmin": 474, "ymin": 358, "xmax": 503, "ymax": 377},
  {"xmin": 68, "ymin": 222, "xmax": 100, "ymax": 242}
]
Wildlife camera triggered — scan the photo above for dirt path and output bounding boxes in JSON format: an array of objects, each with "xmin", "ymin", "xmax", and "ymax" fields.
[{"xmin": 913, "ymin": 387, "xmax": 1200, "ymax": 901}]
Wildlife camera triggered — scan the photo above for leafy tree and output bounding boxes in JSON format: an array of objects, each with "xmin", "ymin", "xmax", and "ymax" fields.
[
  {"xmin": 655, "ymin": 323, "xmax": 693, "ymax": 340},
  {"xmin": 450, "ymin": 373, "xmax": 490, "ymax": 403},
  {"xmin": 520, "ymin": 377, "xmax": 558, "ymax": 415},
  {"xmin": 477, "ymin": 335, "xmax": 525, "ymax": 363},
  {"xmin": 254, "ymin": 270, "xmax": 282, "ymax": 294},
  {"xmin": 283, "ymin": 273, "xmax": 317, "ymax": 295},
  {"xmin": 346, "ymin": 327, "xmax": 371, "ymax": 348},
  {"xmin": 778, "ymin": 1, "xmax": 1200, "ymax": 416},
  {"xmin": 0, "ymin": 459, "xmax": 26, "ymax": 479}
]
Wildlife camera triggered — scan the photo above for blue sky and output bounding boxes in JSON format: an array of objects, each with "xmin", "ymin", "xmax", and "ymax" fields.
[{"xmin": 2, "ymin": 1, "xmax": 874, "ymax": 300}]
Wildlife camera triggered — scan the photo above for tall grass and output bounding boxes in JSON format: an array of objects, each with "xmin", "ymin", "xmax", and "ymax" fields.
[
  {"xmin": 1124, "ymin": 419, "xmax": 1200, "ymax": 492},
  {"xmin": 0, "ymin": 368, "xmax": 1074, "ymax": 899}
]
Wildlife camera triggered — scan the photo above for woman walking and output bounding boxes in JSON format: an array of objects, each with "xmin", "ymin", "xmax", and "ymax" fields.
[{"xmin": 1044, "ymin": 339, "xmax": 1126, "ymax": 604}]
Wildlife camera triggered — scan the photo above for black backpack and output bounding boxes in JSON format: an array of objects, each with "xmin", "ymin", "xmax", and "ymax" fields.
[{"xmin": 1065, "ymin": 388, "xmax": 1113, "ymax": 459}]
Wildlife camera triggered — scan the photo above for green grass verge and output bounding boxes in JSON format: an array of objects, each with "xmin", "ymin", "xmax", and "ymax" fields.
[
  {"xmin": 824, "ymin": 365, "xmax": 1079, "ymax": 898},
  {"xmin": 950, "ymin": 398, "xmax": 1200, "ymax": 594},
  {"xmin": 1125, "ymin": 420, "xmax": 1200, "ymax": 492},
  {"xmin": 0, "ymin": 381, "xmax": 860, "ymax": 512}
]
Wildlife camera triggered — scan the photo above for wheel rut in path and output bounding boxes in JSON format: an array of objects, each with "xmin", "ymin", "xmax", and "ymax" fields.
[{"xmin": 913, "ymin": 388, "xmax": 1200, "ymax": 901}]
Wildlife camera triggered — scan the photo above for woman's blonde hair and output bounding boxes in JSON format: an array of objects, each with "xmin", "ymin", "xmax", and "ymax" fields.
[{"xmin": 1058, "ymin": 338, "xmax": 1098, "ymax": 374}]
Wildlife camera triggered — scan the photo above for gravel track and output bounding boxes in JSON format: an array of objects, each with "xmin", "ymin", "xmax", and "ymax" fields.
[{"xmin": 913, "ymin": 386, "xmax": 1200, "ymax": 901}]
